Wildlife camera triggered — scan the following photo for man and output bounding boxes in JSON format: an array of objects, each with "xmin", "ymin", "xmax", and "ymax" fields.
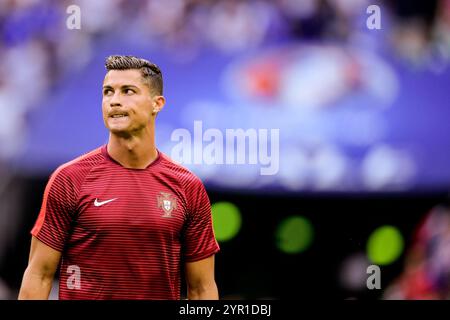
[{"xmin": 18, "ymin": 55, "xmax": 220, "ymax": 300}]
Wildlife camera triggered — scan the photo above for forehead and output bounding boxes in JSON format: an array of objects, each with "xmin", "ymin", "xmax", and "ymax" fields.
[{"xmin": 103, "ymin": 69, "xmax": 143, "ymax": 87}]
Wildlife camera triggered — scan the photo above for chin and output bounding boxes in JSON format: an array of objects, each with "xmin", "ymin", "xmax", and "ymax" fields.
[
  {"xmin": 107, "ymin": 119, "xmax": 128, "ymax": 131},
  {"xmin": 108, "ymin": 125, "xmax": 131, "ymax": 136}
]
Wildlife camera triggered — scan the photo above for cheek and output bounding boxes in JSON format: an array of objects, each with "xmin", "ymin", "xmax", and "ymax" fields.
[
  {"xmin": 133, "ymin": 98, "xmax": 153, "ymax": 114},
  {"xmin": 101, "ymin": 101, "xmax": 108, "ymax": 116}
]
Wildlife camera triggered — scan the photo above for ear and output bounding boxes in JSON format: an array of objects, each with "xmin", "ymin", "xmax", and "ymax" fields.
[{"xmin": 152, "ymin": 95, "xmax": 166, "ymax": 115}]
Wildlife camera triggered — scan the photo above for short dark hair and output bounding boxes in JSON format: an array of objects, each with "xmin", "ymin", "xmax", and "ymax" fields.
[{"xmin": 105, "ymin": 55, "xmax": 163, "ymax": 95}]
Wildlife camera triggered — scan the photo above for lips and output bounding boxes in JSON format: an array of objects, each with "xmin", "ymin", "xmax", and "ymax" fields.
[{"xmin": 109, "ymin": 111, "xmax": 129, "ymax": 118}]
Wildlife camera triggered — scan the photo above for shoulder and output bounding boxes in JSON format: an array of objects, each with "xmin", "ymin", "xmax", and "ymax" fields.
[
  {"xmin": 158, "ymin": 151, "xmax": 205, "ymax": 189},
  {"xmin": 158, "ymin": 152, "xmax": 211, "ymax": 212},
  {"xmin": 50, "ymin": 146, "xmax": 105, "ymax": 186}
]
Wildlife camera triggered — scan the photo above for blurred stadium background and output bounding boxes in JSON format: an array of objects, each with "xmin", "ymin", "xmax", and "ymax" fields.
[{"xmin": 1, "ymin": 0, "xmax": 450, "ymax": 299}]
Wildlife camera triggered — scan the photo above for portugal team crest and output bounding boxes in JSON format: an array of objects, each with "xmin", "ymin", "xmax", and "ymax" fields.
[{"xmin": 157, "ymin": 192, "xmax": 177, "ymax": 217}]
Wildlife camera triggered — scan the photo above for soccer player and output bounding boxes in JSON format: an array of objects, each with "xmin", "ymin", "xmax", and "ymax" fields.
[{"xmin": 18, "ymin": 55, "xmax": 220, "ymax": 300}]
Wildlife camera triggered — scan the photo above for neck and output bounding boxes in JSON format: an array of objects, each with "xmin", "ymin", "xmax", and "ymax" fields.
[{"xmin": 107, "ymin": 126, "xmax": 158, "ymax": 169}]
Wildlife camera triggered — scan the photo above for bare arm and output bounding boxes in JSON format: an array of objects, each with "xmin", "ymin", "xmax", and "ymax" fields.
[
  {"xmin": 18, "ymin": 236, "xmax": 61, "ymax": 300},
  {"xmin": 185, "ymin": 255, "xmax": 219, "ymax": 300}
]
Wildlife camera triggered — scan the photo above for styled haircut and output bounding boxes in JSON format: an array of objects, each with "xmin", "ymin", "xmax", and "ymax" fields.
[{"xmin": 105, "ymin": 55, "xmax": 163, "ymax": 95}]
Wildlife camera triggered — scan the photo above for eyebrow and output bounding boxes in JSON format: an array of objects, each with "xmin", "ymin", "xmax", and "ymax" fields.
[{"xmin": 102, "ymin": 85, "xmax": 140, "ymax": 90}]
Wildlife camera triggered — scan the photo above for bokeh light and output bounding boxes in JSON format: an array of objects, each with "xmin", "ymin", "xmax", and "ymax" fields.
[
  {"xmin": 366, "ymin": 225, "xmax": 404, "ymax": 265},
  {"xmin": 339, "ymin": 253, "xmax": 371, "ymax": 291},
  {"xmin": 211, "ymin": 201, "xmax": 242, "ymax": 242},
  {"xmin": 276, "ymin": 215, "xmax": 314, "ymax": 254}
]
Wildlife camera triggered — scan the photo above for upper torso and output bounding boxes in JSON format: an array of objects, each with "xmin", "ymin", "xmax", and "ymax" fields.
[{"xmin": 32, "ymin": 145, "xmax": 219, "ymax": 300}]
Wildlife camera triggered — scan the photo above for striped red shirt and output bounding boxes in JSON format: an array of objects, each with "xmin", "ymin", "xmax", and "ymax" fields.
[{"xmin": 31, "ymin": 145, "xmax": 220, "ymax": 300}]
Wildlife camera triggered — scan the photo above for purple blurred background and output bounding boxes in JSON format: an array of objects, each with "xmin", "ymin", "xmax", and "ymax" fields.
[{"xmin": 1, "ymin": 0, "xmax": 450, "ymax": 300}]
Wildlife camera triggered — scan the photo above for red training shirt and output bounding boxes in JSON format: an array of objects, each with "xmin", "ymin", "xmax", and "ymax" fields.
[{"xmin": 31, "ymin": 145, "xmax": 220, "ymax": 300}]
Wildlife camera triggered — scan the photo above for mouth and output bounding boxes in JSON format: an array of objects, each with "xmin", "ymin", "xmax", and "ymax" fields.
[{"xmin": 109, "ymin": 112, "xmax": 129, "ymax": 119}]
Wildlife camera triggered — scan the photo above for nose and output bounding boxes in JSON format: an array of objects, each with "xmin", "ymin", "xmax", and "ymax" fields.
[{"xmin": 109, "ymin": 91, "xmax": 121, "ymax": 107}]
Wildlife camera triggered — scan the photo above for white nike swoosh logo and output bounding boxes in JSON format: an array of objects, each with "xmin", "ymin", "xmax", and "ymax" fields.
[{"xmin": 94, "ymin": 198, "xmax": 118, "ymax": 207}]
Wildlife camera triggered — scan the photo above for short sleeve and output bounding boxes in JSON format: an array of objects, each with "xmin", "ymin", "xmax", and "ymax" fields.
[
  {"xmin": 31, "ymin": 167, "xmax": 77, "ymax": 252},
  {"xmin": 182, "ymin": 178, "xmax": 220, "ymax": 262}
]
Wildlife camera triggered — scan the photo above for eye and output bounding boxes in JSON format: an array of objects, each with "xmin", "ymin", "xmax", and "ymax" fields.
[
  {"xmin": 103, "ymin": 88, "xmax": 113, "ymax": 96},
  {"xmin": 124, "ymin": 88, "xmax": 135, "ymax": 95}
]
